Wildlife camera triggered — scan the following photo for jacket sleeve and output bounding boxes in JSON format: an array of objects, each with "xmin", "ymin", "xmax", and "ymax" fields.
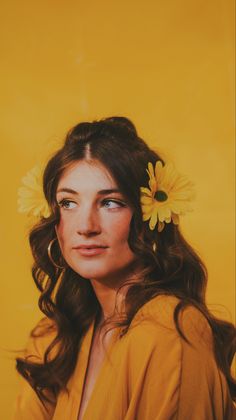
[
  {"xmin": 12, "ymin": 318, "xmax": 57, "ymax": 420},
  {"xmin": 126, "ymin": 304, "xmax": 236, "ymax": 420}
]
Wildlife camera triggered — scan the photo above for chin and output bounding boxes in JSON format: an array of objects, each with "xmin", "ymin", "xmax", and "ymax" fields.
[
  {"xmin": 71, "ymin": 264, "xmax": 124, "ymax": 284},
  {"xmin": 68, "ymin": 256, "xmax": 136, "ymax": 282},
  {"xmin": 70, "ymin": 263, "xmax": 110, "ymax": 280}
]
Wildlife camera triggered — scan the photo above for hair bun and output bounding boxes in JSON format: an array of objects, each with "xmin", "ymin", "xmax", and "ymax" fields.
[
  {"xmin": 65, "ymin": 116, "xmax": 138, "ymax": 146},
  {"xmin": 100, "ymin": 116, "xmax": 138, "ymax": 136}
]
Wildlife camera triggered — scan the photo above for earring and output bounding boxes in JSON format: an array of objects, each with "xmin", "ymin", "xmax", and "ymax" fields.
[
  {"xmin": 47, "ymin": 238, "xmax": 65, "ymax": 270},
  {"xmin": 152, "ymin": 242, "xmax": 157, "ymax": 252}
]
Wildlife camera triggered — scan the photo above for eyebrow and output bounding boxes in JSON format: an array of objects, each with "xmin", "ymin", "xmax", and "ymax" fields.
[{"xmin": 56, "ymin": 187, "xmax": 121, "ymax": 195}]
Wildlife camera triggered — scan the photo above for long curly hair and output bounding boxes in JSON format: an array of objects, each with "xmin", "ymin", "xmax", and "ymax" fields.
[{"xmin": 16, "ymin": 116, "xmax": 236, "ymax": 407}]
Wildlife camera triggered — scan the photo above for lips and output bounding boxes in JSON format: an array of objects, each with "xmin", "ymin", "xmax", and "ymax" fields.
[
  {"xmin": 74, "ymin": 245, "xmax": 108, "ymax": 249},
  {"xmin": 74, "ymin": 246, "xmax": 108, "ymax": 257}
]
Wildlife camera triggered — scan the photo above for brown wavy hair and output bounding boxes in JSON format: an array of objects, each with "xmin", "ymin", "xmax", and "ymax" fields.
[{"xmin": 16, "ymin": 116, "xmax": 236, "ymax": 408}]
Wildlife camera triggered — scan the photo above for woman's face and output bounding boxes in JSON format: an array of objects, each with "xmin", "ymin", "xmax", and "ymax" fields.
[{"xmin": 55, "ymin": 159, "xmax": 138, "ymax": 285}]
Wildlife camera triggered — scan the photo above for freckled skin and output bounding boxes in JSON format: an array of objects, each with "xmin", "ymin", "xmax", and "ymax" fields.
[{"xmin": 55, "ymin": 160, "xmax": 138, "ymax": 286}]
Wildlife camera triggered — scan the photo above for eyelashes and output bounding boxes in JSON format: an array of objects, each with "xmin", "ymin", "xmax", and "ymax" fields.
[
  {"xmin": 102, "ymin": 199, "xmax": 127, "ymax": 209},
  {"xmin": 57, "ymin": 198, "xmax": 127, "ymax": 211},
  {"xmin": 57, "ymin": 199, "xmax": 76, "ymax": 210}
]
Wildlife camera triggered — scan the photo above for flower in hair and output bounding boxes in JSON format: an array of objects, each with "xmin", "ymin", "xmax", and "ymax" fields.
[
  {"xmin": 17, "ymin": 164, "xmax": 50, "ymax": 218},
  {"xmin": 140, "ymin": 161, "xmax": 195, "ymax": 232}
]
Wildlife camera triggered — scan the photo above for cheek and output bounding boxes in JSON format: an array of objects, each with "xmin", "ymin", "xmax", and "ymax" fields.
[
  {"xmin": 108, "ymin": 214, "xmax": 132, "ymax": 244},
  {"xmin": 55, "ymin": 219, "xmax": 71, "ymax": 248}
]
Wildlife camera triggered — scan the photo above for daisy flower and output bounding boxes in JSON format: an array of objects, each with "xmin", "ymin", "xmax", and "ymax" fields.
[
  {"xmin": 17, "ymin": 164, "xmax": 51, "ymax": 218},
  {"xmin": 140, "ymin": 160, "xmax": 195, "ymax": 232}
]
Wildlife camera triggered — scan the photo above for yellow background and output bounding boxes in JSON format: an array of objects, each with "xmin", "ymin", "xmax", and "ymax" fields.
[{"xmin": 0, "ymin": 0, "xmax": 235, "ymax": 418}]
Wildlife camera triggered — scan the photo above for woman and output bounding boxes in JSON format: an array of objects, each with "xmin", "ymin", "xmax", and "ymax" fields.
[{"xmin": 13, "ymin": 116, "xmax": 235, "ymax": 419}]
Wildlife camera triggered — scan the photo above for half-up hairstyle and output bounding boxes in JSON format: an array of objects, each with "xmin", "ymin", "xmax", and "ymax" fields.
[{"xmin": 15, "ymin": 116, "xmax": 236, "ymax": 408}]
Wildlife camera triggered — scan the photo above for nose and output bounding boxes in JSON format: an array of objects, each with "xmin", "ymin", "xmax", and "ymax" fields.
[{"xmin": 76, "ymin": 205, "xmax": 101, "ymax": 236}]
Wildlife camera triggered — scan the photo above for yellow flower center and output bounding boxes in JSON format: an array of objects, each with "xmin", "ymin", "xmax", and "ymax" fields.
[{"xmin": 154, "ymin": 190, "xmax": 168, "ymax": 202}]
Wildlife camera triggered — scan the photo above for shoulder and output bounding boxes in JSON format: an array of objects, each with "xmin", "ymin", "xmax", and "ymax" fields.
[
  {"xmin": 25, "ymin": 317, "xmax": 58, "ymax": 363},
  {"xmin": 122, "ymin": 296, "xmax": 235, "ymax": 418},
  {"xmin": 123, "ymin": 294, "xmax": 215, "ymax": 385},
  {"xmin": 129, "ymin": 294, "xmax": 214, "ymax": 350}
]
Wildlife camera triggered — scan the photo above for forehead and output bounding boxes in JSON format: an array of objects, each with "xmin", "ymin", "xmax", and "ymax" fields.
[{"xmin": 56, "ymin": 160, "xmax": 117, "ymax": 191}]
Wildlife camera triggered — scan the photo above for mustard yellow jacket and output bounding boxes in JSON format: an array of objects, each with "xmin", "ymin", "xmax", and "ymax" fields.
[{"xmin": 12, "ymin": 295, "xmax": 236, "ymax": 419}]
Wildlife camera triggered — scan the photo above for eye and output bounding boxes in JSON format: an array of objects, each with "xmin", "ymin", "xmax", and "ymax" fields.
[
  {"xmin": 102, "ymin": 199, "xmax": 126, "ymax": 209},
  {"xmin": 57, "ymin": 199, "xmax": 77, "ymax": 210}
]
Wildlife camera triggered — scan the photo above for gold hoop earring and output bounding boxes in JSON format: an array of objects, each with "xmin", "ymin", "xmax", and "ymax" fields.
[{"xmin": 47, "ymin": 238, "xmax": 65, "ymax": 270}]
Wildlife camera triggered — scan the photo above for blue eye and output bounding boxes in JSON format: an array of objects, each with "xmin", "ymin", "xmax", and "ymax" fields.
[
  {"xmin": 57, "ymin": 199, "xmax": 76, "ymax": 210},
  {"xmin": 102, "ymin": 199, "xmax": 126, "ymax": 209}
]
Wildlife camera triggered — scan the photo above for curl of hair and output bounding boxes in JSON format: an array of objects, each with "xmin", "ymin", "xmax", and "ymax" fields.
[{"xmin": 16, "ymin": 116, "xmax": 236, "ymax": 409}]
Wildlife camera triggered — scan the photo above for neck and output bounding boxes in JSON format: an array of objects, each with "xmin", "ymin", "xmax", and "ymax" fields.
[{"xmin": 92, "ymin": 262, "xmax": 144, "ymax": 329}]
